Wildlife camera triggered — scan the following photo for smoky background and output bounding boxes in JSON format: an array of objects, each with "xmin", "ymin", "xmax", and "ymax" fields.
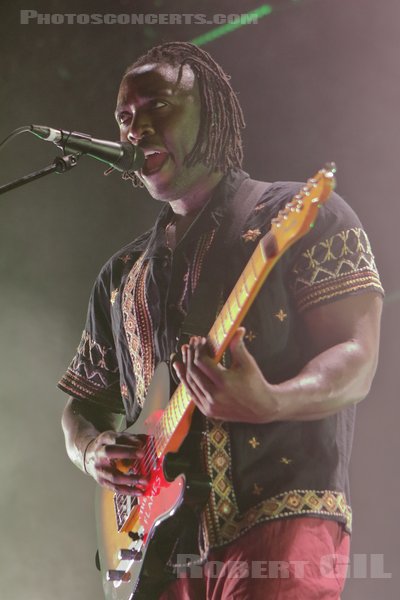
[{"xmin": 0, "ymin": 0, "xmax": 398, "ymax": 598}]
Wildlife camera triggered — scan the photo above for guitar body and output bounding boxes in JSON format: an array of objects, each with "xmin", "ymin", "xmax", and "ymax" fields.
[{"xmin": 96, "ymin": 363, "xmax": 194, "ymax": 600}]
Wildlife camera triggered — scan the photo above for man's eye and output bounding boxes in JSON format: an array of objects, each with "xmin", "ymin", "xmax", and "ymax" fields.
[
  {"xmin": 118, "ymin": 113, "xmax": 131, "ymax": 125},
  {"xmin": 150, "ymin": 100, "xmax": 167, "ymax": 109}
]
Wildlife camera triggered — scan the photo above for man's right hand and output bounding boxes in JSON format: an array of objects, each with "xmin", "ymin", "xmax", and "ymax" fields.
[{"xmin": 84, "ymin": 431, "xmax": 148, "ymax": 496}]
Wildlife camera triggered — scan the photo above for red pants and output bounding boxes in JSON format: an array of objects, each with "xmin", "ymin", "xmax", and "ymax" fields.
[{"xmin": 160, "ymin": 517, "xmax": 350, "ymax": 600}]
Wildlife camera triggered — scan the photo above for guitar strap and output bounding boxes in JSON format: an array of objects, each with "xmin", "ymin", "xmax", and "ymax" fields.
[{"xmin": 177, "ymin": 177, "xmax": 272, "ymax": 344}]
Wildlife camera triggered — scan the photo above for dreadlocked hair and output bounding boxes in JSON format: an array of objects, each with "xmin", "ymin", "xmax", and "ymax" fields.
[{"xmin": 123, "ymin": 41, "xmax": 245, "ymax": 175}]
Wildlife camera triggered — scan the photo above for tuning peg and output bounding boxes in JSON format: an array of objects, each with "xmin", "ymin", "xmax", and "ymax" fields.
[
  {"xmin": 106, "ymin": 569, "xmax": 131, "ymax": 582},
  {"xmin": 324, "ymin": 161, "xmax": 337, "ymax": 175}
]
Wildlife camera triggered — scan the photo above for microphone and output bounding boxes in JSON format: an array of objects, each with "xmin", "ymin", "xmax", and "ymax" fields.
[{"xmin": 29, "ymin": 125, "xmax": 145, "ymax": 172}]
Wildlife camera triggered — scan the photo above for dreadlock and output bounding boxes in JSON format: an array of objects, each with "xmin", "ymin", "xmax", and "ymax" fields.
[{"xmin": 122, "ymin": 41, "xmax": 245, "ymax": 183}]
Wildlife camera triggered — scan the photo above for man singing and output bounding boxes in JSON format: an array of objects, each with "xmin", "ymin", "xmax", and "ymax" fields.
[{"xmin": 60, "ymin": 42, "xmax": 383, "ymax": 599}]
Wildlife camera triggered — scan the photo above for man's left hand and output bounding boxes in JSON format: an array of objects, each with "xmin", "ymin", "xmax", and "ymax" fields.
[{"xmin": 173, "ymin": 327, "xmax": 279, "ymax": 422}]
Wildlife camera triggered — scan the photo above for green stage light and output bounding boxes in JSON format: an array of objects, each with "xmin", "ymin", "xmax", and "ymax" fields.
[{"xmin": 190, "ymin": 5, "xmax": 273, "ymax": 47}]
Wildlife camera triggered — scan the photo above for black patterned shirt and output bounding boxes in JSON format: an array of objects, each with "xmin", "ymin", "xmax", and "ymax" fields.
[{"xmin": 58, "ymin": 169, "xmax": 383, "ymax": 553}]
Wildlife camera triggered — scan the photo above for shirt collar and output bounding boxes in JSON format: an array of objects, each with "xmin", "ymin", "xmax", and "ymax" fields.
[{"xmin": 143, "ymin": 168, "xmax": 249, "ymax": 258}]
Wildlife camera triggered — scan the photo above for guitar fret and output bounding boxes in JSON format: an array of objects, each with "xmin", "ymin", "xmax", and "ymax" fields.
[
  {"xmin": 237, "ymin": 284, "xmax": 249, "ymax": 307},
  {"xmin": 174, "ymin": 389, "xmax": 182, "ymax": 416},
  {"xmin": 257, "ymin": 243, "xmax": 268, "ymax": 268},
  {"xmin": 166, "ymin": 413, "xmax": 173, "ymax": 434},
  {"xmin": 208, "ymin": 330, "xmax": 219, "ymax": 350},
  {"xmin": 171, "ymin": 403, "xmax": 179, "ymax": 426},
  {"xmin": 209, "ymin": 326, "xmax": 219, "ymax": 346},
  {"xmin": 153, "ymin": 387, "xmax": 194, "ymax": 457},
  {"xmin": 148, "ymin": 436, "xmax": 157, "ymax": 470},
  {"xmin": 250, "ymin": 253, "xmax": 262, "ymax": 278},
  {"xmin": 167, "ymin": 402, "xmax": 174, "ymax": 422},
  {"xmin": 241, "ymin": 273, "xmax": 250, "ymax": 295},
  {"xmin": 154, "ymin": 432, "xmax": 162, "ymax": 456},
  {"xmin": 233, "ymin": 285, "xmax": 243, "ymax": 309},
  {"xmin": 160, "ymin": 426, "xmax": 167, "ymax": 446},
  {"xmin": 215, "ymin": 326, "xmax": 224, "ymax": 345},
  {"xmin": 157, "ymin": 388, "xmax": 186, "ymax": 452},
  {"xmin": 171, "ymin": 399, "xmax": 179, "ymax": 423},
  {"xmin": 176, "ymin": 389, "xmax": 184, "ymax": 416},
  {"xmin": 229, "ymin": 294, "xmax": 240, "ymax": 317},
  {"xmin": 249, "ymin": 256, "xmax": 257, "ymax": 278},
  {"xmin": 159, "ymin": 437, "xmax": 167, "ymax": 455},
  {"xmin": 220, "ymin": 306, "xmax": 234, "ymax": 329},
  {"xmin": 219, "ymin": 314, "xmax": 227, "ymax": 336},
  {"xmin": 226, "ymin": 297, "xmax": 236, "ymax": 323},
  {"xmin": 243, "ymin": 264, "xmax": 257, "ymax": 288},
  {"xmin": 161, "ymin": 413, "xmax": 170, "ymax": 437},
  {"xmin": 177, "ymin": 395, "xmax": 186, "ymax": 417},
  {"xmin": 166, "ymin": 408, "xmax": 173, "ymax": 431}
]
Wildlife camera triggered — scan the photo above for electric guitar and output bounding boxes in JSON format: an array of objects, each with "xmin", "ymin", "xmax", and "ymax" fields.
[{"xmin": 95, "ymin": 164, "xmax": 336, "ymax": 599}]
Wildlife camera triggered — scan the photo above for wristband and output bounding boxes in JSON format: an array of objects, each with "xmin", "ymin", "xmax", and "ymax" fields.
[{"xmin": 83, "ymin": 437, "xmax": 97, "ymax": 474}]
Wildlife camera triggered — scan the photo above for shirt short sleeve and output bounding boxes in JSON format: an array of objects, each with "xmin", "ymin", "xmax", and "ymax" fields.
[
  {"xmin": 288, "ymin": 190, "xmax": 384, "ymax": 312},
  {"xmin": 57, "ymin": 264, "xmax": 125, "ymax": 414}
]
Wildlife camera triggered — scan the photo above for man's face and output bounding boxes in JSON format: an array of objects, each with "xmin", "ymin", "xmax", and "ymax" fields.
[{"xmin": 115, "ymin": 62, "xmax": 210, "ymax": 201}]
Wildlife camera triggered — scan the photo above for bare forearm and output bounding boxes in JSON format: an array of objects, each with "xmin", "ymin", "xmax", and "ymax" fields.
[
  {"xmin": 271, "ymin": 340, "xmax": 378, "ymax": 422},
  {"xmin": 61, "ymin": 397, "xmax": 118, "ymax": 473}
]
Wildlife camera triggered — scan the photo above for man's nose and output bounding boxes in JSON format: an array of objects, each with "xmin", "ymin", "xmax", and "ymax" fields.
[{"xmin": 127, "ymin": 116, "xmax": 155, "ymax": 143}]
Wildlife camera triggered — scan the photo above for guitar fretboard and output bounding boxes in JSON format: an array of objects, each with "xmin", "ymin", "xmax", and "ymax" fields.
[{"xmin": 154, "ymin": 235, "xmax": 278, "ymax": 457}]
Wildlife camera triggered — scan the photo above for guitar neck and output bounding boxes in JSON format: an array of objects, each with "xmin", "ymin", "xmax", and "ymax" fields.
[{"xmin": 154, "ymin": 232, "xmax": 279, "ymax": 457}]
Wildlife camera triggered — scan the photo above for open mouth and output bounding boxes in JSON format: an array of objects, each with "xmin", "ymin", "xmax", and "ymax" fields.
[{"xmin": 142, "ymin": 151, "xmax": 169, "ymax": 176}]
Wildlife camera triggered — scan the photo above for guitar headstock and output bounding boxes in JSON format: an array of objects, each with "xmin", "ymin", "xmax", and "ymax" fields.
[{"xmin": 266, "ymin": 162, "xmax": 336, "ymax": 255}]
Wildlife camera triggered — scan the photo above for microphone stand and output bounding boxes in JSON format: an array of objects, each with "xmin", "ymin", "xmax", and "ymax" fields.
[{"xmin": 0, "ymin": 153, "xmax": 80, "ymax": 196}]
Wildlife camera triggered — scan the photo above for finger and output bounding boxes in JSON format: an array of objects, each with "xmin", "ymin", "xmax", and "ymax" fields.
[
  {"xmin": 101, "ymin": 469, "xmax": 149, "ymax": 487},
  {"xmin": 192, "ymin": 338, "xmax": 224, "ymax": 386},
  {"xmin": 173, "ymin": 357, "xmax": 211, "ymax": 415},
  {"xmin": 99, "ymin": 465, "xmax": 148, "ymax": 487},
  {"xmin": 184, "ymin": 341, "xmax": 217, "ymax": 398},
  {"xmin": 97, "ymin": 477, "xmax": 146, "ymax": 496},
  {"xmin": 101, "ymin": 444, "xmax": 146, "ymax": 461},
  {"xmin": 173, "ymin": 360, "xmax": 184, "ymax": 380},
  {"xmin": 229, "ymin": 327, "xmax": 254, "ymax": 367},
  {"xmin": 115, "ymin": 433, "xmax": 146, "ymax": 447},
  {"xmin": 114, "ymin": 457, "xmax": 142, "ymax": 475},
  {"xmin": 181, "ymin": 343, "xmax": 189, "ymax": 364},
  {"xmin": 183, "ymin": 336, "xmax": 222, "ymax": 390},
  {"xmin": 178, "ymin": 359, "xmax": 208, "ymax": 402}
]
